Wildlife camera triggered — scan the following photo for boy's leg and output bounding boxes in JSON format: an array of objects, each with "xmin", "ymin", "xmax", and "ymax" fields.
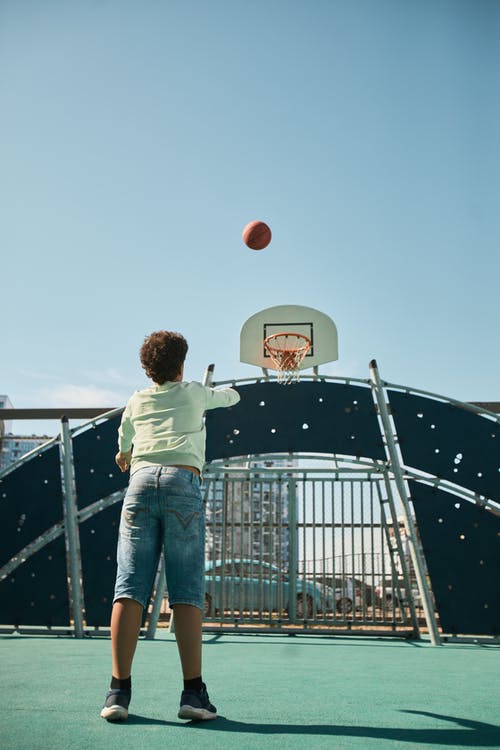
[
  {"xmin": 101, "ymin": 598, "xmax": 142, "ymax": 721},
  {"xmin": 172, "ymin": 603, "xmax": 202, "ymax": 679},
  {"xmin": 111, "ymin": 597, "xmax": 143, "ymax": 678},
  {"xmin": 102, "ymin": 467, "xmax": 160, "ymax": 720},
  {"xmin": 175, "ymin": 602, "xmax": 217, "ymax": 721}
]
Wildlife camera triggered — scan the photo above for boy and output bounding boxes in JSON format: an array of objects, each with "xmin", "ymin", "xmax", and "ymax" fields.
[{"xmin": 101, "ymin": 330, "xmax": 240, "ymax": 722}]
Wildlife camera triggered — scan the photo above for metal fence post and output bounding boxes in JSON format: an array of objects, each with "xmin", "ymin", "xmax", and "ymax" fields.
[
  {"xmin": 287, "ymin": 477, "xmax": 298, "ymax": 622},
  {"xmin": 369, "ymin": 360, "xmax": 441, "ymax": 645},
  {"xmin": 60, "ymin": 416, "xmax": 85, "ymax": 637}
]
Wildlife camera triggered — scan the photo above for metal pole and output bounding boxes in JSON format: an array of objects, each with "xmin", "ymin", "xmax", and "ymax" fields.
[
  {"xmin": 287, "ymin": 477, "xmax": 298, "ymax": 622},
  {"xmin": 369, "ymin": 360, "xmax": 441, "ymax": 646},
  {"xmin": 60, "ymin": 416, "xmax": 85, "ymax": 637},
  {"xmin": 203, "ymin": 363, "xmax": 215, "ymax": 387}
]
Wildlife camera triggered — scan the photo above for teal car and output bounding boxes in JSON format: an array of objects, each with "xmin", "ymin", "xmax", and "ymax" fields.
[{"xmin": 204, "ymin": 559, "xmax": 334, "ymax": 619}]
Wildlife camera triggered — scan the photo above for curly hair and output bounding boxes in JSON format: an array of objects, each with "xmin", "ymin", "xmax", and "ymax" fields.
[{"xmin": 140, "ymin": 331, "xmax": 188, "ymax": 384}]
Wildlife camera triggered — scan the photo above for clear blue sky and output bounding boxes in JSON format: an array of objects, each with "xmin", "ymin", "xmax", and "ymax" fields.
[{"xmin": 1, "ymin": 0, "xmax": 499, "ymax": 436}]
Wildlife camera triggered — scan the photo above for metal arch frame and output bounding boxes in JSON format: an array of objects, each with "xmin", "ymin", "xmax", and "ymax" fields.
[
  {"xmin": 207, "ymin": 453, "xmax": 390, "ymax": 475},
  {"xmin": 205, "ymin": 453, "xmax": 498, "ymax": 511},
  {"xmin": 68, "ymin": 407, "xmax": 125, "ymax": 439},
  {"xmin": 211, "ymin": 374, "xmax": 373, "ymax": 389},
  {"xmin": 401, "ymin": 468, "xmax": 500, "ymax": 513},
  {"xmin": 211, "ymin": 371, "xmax": 500, "ymax": 424},
  {"xmin": 376, "ymin": 379, "xmax": 500, "ymax": 424},
  {"xmin": 0, "ymin": 521, "xmax": 65, "ymax": 581},
  {"xmin": 1, "ymin": 366, "xmax": 498, "ymax": 641},
  {"xmin": 204, "ymin": 363, "xmax": 500, "ymax": 623}
]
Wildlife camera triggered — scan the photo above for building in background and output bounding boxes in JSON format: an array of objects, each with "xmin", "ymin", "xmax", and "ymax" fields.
[
  {"xmin": 0, "ymin": 395, "xmax": 14, "ymax": 443},
  {"xmin": 0, "ymin": 433, "xmax": 52, "ymax": 470},
  {"xmin": 0, "ymin": 395, "xmax": 51, "ymax": 470},
  {"xmin": 205, "ymin": 457, "xmax": 297, "ymax": 569},
  {"xmin": 0, "ymin": 395, "xmax": 14, "ymax": 468}
]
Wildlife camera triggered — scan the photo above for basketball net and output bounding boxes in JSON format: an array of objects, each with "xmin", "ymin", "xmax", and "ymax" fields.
[{"xmin": 264, "ymin": 332, "xmax": 311, "ymax": 385}]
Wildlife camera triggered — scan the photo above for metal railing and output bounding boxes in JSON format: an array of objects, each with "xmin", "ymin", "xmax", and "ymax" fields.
[{"xmin": 199, "ymin": 466, "xmax": 424, "ymax": 637}]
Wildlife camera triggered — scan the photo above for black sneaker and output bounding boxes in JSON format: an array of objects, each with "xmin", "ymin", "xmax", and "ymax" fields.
[
  {"xmin": 100, "ymin": 688, "xmax": 131, "ymax": 721},
  {"xmin": 178, "ymin": 683, "xmax": 217, "ymax": 721}
]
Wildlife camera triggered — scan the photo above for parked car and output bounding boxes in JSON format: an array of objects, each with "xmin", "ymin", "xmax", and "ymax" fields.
[
  {"xmin": 204, "ymin": 560, "xmax": 334, "ymax": 619},
  {"xmin": 326, "ymin": 577, "xmax": 362, "ymax": 614},
  {"xmin": 375, "ymin": 577, "xmax": 422, "ymax": 609}
]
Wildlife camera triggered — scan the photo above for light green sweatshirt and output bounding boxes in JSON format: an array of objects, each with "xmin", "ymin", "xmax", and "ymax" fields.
[{"xmin": 118, "ymin": 380, "xmax": 240, "ymax": 474}]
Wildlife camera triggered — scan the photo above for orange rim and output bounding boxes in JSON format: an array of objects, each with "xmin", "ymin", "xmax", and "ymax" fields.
[{"xmin": 263, "ymin": 332, "xmax": 311, "ymax": 372}]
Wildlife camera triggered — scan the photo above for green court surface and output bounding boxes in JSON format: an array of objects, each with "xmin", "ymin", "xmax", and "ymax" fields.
[{"xmin": 1, "ymin": 632, "xmax": 499, "ymax": 750}]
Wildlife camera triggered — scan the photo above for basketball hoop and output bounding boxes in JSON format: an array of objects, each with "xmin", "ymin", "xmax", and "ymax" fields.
[{"xmin": 263, "ymin": 332, "xmax": 311, "ymax": 384}]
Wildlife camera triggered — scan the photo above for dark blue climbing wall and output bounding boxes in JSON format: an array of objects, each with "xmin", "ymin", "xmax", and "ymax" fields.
[
  {"xmin": 409, "ymin": 480, "xmax": 500, "ymax": 636},
  {"xmin": 0, "ymin": 537, "xmax": 69, "ymax": 627},
  {"xmin": 388, "ymin": 391, "xmax": 500, "ymax": 500},
  {"xmin": 72, "ymin": 414, "xmax": 128, "ymax": 625},
  {"xmin": 80, "ymin": 502, "xmax": 122, "ymax": 627},
  {"xmin": 206, "ymin": 381, "xmax": 385, "ymax": 461},
  {"xmin": 0, "ymin": 445, "xmax": 70, "ymax": 626},
  {"xmin": 0, "ymin": 445, "xmax": 62, "ymax": 565},
  {"xmin": 73, "ymin": 414, "xmax": 126, "ymax": 509}
]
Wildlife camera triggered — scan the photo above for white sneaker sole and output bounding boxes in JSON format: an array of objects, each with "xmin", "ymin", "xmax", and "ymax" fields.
[
  {"xmin": 178, "ymin": 705, "xmax": 217, "ymax": 721},
  {"xmin": 101, "ymin": 704, "xmax": 129, "ymax": 721}
]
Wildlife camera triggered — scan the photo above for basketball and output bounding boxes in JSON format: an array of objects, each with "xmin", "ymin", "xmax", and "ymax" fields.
[{"xmin": 242, "ymin": 220, "xmax": 272, "ymax": 250}]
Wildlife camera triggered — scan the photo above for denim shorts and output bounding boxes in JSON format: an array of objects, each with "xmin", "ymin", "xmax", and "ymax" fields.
[{"xmin": 113, "ymin": 466, "xmax": 205, "ymax": 610}]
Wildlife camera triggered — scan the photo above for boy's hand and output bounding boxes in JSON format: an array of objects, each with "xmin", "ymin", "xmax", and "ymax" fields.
[{"xmin": 116, "ymin": 450, "xmax": 132, "ymax": 473}]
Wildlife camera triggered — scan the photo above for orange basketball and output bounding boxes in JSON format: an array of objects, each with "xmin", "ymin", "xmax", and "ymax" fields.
[{"xmin": 242, "ymin": 220, "xmax": 272, "ymax": 250}]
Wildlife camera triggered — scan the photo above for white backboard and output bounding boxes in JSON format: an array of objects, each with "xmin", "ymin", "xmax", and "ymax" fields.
[{"xmin": 240, "ymin": 304, "xmax": 338, "ymax": 371}]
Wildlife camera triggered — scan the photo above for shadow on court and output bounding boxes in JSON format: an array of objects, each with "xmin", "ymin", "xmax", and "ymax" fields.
[{"xmin": 122, "ymin": 711, "xmax": 500, "ymax": 747}]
